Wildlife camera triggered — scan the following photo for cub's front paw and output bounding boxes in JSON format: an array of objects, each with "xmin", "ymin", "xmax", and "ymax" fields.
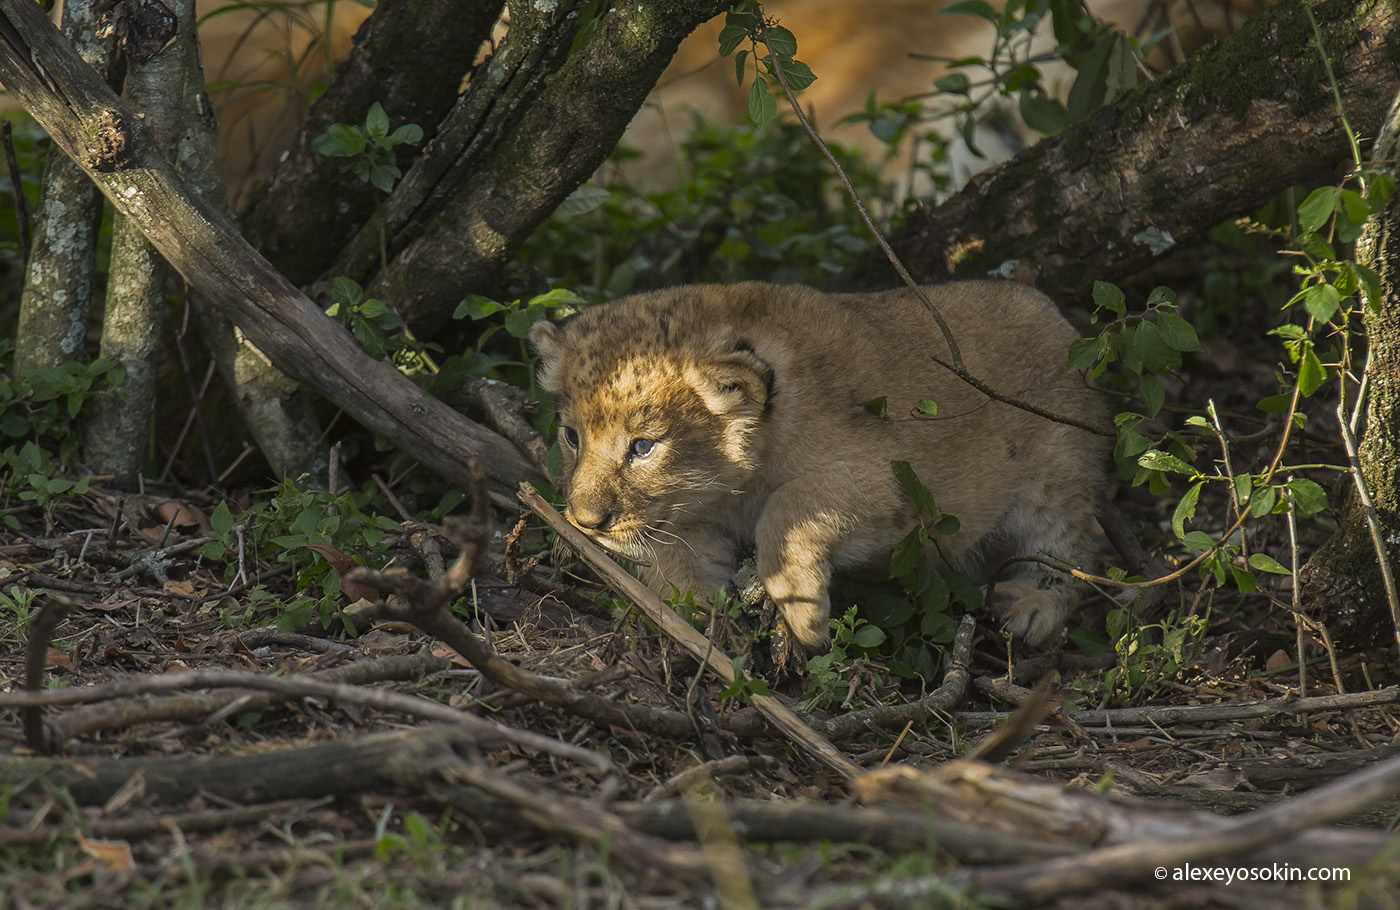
[{"xmin": 987, "ymin": 578, "xmax": 1071, "ymax": 647}]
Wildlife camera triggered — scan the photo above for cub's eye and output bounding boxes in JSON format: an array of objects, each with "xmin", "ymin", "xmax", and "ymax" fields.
[
  {"xmin": 561, "ymin": 426, "xmax": 580, "ymax": 449},
  {"xmin": 630, "ymin": 438, "xmax": 656, "ymax": 459}
]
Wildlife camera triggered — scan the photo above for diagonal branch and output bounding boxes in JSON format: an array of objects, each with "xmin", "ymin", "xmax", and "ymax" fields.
[{"xmin": 0, "ymin": 0, "xmax": 541, "ymax": 497}]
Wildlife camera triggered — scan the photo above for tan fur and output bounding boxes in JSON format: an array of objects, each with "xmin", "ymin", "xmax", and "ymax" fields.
[{"xmin": 531, "ymin": 281, "xmax": 1109, "ymax": 649}]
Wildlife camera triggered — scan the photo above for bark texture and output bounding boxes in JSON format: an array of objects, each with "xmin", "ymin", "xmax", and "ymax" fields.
[
  {"xmin": 13, "ymin": 0, "xmax": 116, "ymax": 373},
  {"xmin": 239, "ymin": 0, "xmax": 500, "ymax": 287},
  {"xmin": 325, "ymin": 0, "xmax": 732, "ymax": 335},
  {"xmin": 1298, "ymin": 90, "xmax": 1400, "ymax": 647},
  {"xmin": 831, "ymin": 0, "xmax": 1400, "ymax": 304},
  {"xmin": 85, "ymin": 0, "xmax": 191, "ymax": 486},
  {"xmin": 0, "ymin": 0, "xmax": 539, "ymax": 496}
]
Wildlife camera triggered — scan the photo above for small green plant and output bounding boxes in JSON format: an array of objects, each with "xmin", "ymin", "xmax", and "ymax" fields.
[
  {"xmin": 805, "ymin": 606, "xmax": 890, "ymax": 711},
  {"xmin": 202, "ymin": 477, "xmax": 400, "ymax": 632},
  {"xmin": 717, "ymin": 655, "xmax": 772, "ymax": 705},
  {"xmin": 0, "ymin": 584, "xmax": 42, "ymax": 647},
  {"xmin": 0, "ymin": 359, "xmax": 123, "ymax": 464},
  {"xmin": 324, "ymin": 275, "xmax": 441, "ymax": 375},
  {"xmin": 1104, "ymin": 607, "xmax": 1208, "ymax": 702},
  {"xmin": 312, "ymin": 101, "xmax": 423, "ymax": 193}
]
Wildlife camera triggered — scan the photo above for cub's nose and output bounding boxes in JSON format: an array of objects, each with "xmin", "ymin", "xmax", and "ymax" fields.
[{"xmin": 568, "ymin": 504, "xmax": 612, "ymax": 532}]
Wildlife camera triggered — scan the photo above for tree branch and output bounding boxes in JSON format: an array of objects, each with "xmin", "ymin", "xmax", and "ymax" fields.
[{"xmin": 0, "ymin": 0, "xmax": 541, "ymax": 496}]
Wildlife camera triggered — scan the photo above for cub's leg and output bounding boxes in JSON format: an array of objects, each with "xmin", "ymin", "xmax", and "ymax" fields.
[
  {"xmin": 988, "ymin": 468, "xmax": 1101, "ymax": 646},
  {"xmin": 755, "ymin": 473, "xmax": 905, "ymax": 650}
]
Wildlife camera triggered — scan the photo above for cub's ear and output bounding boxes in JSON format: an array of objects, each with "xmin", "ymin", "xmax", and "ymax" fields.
[
  {"xmin": 689, "ymin": 347, "xmax": 773, "ymax": 417},
  {"xmin": 529, "ymin": 319, "xmax": 567, "ymax": 392}
]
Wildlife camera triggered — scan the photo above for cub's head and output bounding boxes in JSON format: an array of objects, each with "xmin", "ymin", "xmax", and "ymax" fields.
[{"xmin": 530, "ymin": 298, "xmax": 772, "ymax": 562}]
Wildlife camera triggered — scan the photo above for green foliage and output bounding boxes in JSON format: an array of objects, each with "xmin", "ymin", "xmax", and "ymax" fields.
[
  {"xmin": 0, "ymin": 584, "xmax": 42, "ymax": 648},
  {"xmin": 0, "ymin": 359, "xmax": 123, "ymax": 461},
  {"xmin": 1103, "ymin": 607, "xmax": 1208, "ymax": 702},
  {"xmin": 202, "ymin": 477, "xmax": 400, "ymax": 632},
  {"xmin": 717, "ymin": 655, "xmax": 772, "ymax": 705},
  {"xmin": 804, "ymin": 606, "xmax": 891, "ymax": 711},
  {"xmin": 717, "ymin": 1, "xmax": 817, "ymax": 131},
  {"xmin": 439, "ymin": 288, "xmax": 583, "ymax": 446},
  {"xmin": 813, "ymin": 462, "xmax": 976, "ymax": 694},
  {"xmin": 312, "ymin": 101, "xmax": 423, "ymax": 193},
  {"xmin": 325, "ymin": 275, "xmax": 441, "ymax": 373},
  {"xmin": 0, "ymin": 360, "xmax": 122, "ymax": 528},
  {"xmin": 521, "ymin": 118, "xmax": 881, "ymax": 298}
]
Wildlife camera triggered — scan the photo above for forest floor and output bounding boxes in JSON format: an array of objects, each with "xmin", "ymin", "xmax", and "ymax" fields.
[
  {"xmin": 3, "ymin": 461, "xmax": 1400, "ymax": 909},
  {"xmin": 4, "ymin": 315, "xmax": 1400, "ymax": 908}
]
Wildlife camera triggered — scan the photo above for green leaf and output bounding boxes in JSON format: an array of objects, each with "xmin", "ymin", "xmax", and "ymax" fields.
[
  {"xmin": 1287, "ymin": 478, "xmax": 1328, "ymax": 517},
  {"xmin": 210, "ymin": 501, "xmax": 235, "ymax": 536},
  {"xmin": 734, "ymin": 48, "xmax": 748, "ymax": 83},
  {"xmin": 1354, "ymin": 262, "xmax": 1383, "ymax": 314},
  {"xmin": 454, "ymin": 295, "xmax": 504, "ymax": 320},
  {"xmin": 718, "ymin": 19, "xmax": 749, "ymax": 57},
  {"xmin": 1340, "ymin": 188, "xmax": 1370, "ymax": 223},
  {"xmin": 1068, "ymin": 337, "xmax": 1100, "ymax": 371},
  {"xmin": 1138, "ymin": 373, "xmax": 1164, "ymax": 418},
  {"xmin": 915, "ymin": 399, "xmax": 938, "ymax": 416},
  {"xmin": 1232, "ymin": 474, "xmax": 1253, "ymax": 507},
  {"xmin": 1231, "ymin": 566, "xmax": 1258, "ymax": 594},
  {"xmin": 1297, "ymin": 186, "xmax": 1337, "ymax": 233},
  {"xmin": 766, "ymin": 25, "xmax": 798, "ymax": 59},
  {"xmin": 1181, "ymin": 531, "xmax": 1215, "ymax": 553},
  {"xmin": 504, "ymin": 305, "xmax": 543, "ymax": 339},
  {"xmin": 1248, "ymin": 485, "xmax": 1277, "ymax": 518},
  {"xmin": 1138, "ymin": 449, "xmax": 1195, "ymax": 475},
  {"xmin": 1092, "ymin": 281, "xmax": 1126, "ymax": 318},
  {"xmin": 1303, "ymin": 282, "xmax": 1341, "ymax": 323},
  {"xmin": 933, "ymin": 514, "xmax": 960, "ymax": 536},
  {"xmin": 331, "ymin": 276, "xmax": 363, "ymax": 308},
  {"xmin": 1172, "ymin": 480, "xmax": 1202, "ymax": 539},
  {"xmin": 1297, "ymin": 343, "xmax": 1326, "ymax": 397},
  {"xmin": 1256, "ymin": 393, "xmax": 1291, "ymax": 413},
  {"xmin": 889, "ymin": 525, "xmax": 927, "ymax": 578},
  {"xmin": 780, "ymin": 59, "xmax": 818, "ymax": 91},
  {"xmin": 389, "ymin": 123, "xmax": 423, "ymax": 146},
  {"xmin": 1248, "ymin": 552, "xmax": 1292, "ymax": 575},
  {"xmin": 934, "ymin": 73, "xmax": 971, "ymax": 95},
  {"xmin": 364, "ymin": 101, "xmax": 389, "ymax": 138},
  {"xmin": 312, "ymin": 122, "xmax": 365, "ymax": 158},
  {"xmin": 864, "ymin": 396, "xmax": 888, "ymax": 418},
  {"xmin": 891, "ymin": 460, "xmax": 938, "ymax": 518},
  {"xmin": 1155, "ymin": 311, "xmax": 1200, "ymax": 352},
  {"xmin": 748, "ymin": 79, "xmax": 777, "ymax": 129},
  {"xmin": 1066, "ymin": 31, "xmax": 1116, "ymax": 120},
  {"xmin": 1018, "ymin": 92, "xmax": 1067, "ymax": 134},
  {"xmin": 853, "ymin": 624, "xmax": 887, "ymax": 648}
]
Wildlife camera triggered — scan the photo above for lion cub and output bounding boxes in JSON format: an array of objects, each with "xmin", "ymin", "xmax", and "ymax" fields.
[{"xmin": 530, "ymin": 281, "xmax": 1108, "ymax": 650}]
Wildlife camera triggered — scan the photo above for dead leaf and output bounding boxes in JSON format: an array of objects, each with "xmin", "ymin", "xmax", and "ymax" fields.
[
  {"xmin": 164, "ymin": 579, "xmax": 198, "ymax": 597},
  {"xmin": 77, "ymin": 833, "xmax": 135, "ymax": 871},
  {"xmin": 432, "ymin": 642, "xmax": 473, "ymax": 668},
  {"xmin": 46, "ymin": 647, "xmax": 72, "ymax": 670},
  {"xmin": 1264, "ymin": 649, "xmax": 1294, "ymax": 673},
  {"xmin": 304, "ymin": 543, "xmax": 355, "ymax": 574},
  {"xmin": 155, "ymin": 500, "xmax": 211, "ymax": 535}
]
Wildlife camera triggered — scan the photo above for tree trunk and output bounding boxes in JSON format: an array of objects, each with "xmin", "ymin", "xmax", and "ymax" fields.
[
  {"xmin": 0, "ymin": 0, "xmax": 540, "ymax": 498},
  {"xmin": 323, "ymin": 0, "xmax": 733, "ymax": 335},
  {"xmin": 831, "ymin": 0, "xmax": 1400, "ymax": 304},
  {"xmin": 239, "ymin": 0, "xmax": 500, "ymax": 287},
  {"xmin": 12, "ymin": 0, "xmax": 115, "ymax": 374},
  {"xmin": 85, "ymin": 0, "xmax": 190, "ymax": 486},
  {"xmin": 1297, "ymin": 90, "xmax": 1400, "ymax": 648}
]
